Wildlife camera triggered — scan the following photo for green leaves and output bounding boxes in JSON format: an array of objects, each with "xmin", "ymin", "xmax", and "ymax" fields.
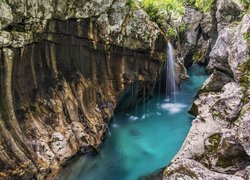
[
  {"xmin": 195, "ymin": 0, "xmax": 214, "ymax": 12},
  {"xmin": 141, "ymin": 0, "xmax": 214, "ymax": 23},
  {"xmin": 240, "ymin": 0, "xmax": 250, "ymax": 9},
  {"xmin": 142, "ymin": 0, "xmax": 185, "ymax": 20}
]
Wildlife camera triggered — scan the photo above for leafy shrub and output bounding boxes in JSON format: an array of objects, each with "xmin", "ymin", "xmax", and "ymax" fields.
[
  {"xmin": 240, "ymin": 0, "xmax": 250, "ymax": 9},
  {"xmin": 194, "ymin": 0, "xmax": 214, "ymax": 12},
  {"xmin": 167, "ymin": 27, "xmax": 178, "ymax": 38},
  {"xmin": 128, "ymin": 0, "xmax": 137, "ymax": 9},
  {"xmin": 142, "ymin": 0, "xmax": 185, "ymax": 21}
]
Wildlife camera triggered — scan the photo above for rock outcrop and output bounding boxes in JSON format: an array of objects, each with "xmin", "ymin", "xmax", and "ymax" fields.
[
  {"xmin": 0, "ymin": 0, "xmax": 168, "ymax": 178},
  {"xmin": 164, "ymin": 0, "xmax": 250, "ymax": 179}
]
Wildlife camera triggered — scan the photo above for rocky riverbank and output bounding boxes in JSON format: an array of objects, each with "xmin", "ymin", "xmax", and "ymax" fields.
[
  {"xmin": 0, "ymin": 0, "xmax": 249, "ymax": 179},
  {"xmin": 164, "ymin": 0, "xmax": 250, "ymax": 179}
]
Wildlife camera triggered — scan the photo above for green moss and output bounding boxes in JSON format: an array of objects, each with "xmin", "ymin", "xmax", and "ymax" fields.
[
  {"xmin": 212, "ymin": 111, "xmax": 219, "ymax": 118},
  {"xmin": 239, "ymin": 59, "xmax": 250, "ymax": 104},
  {"xmin": 240, "ymin": 0, "xmax": 250, "ymax": 10},
  {"xmin": 193, "ymin": 51, "xmax": 204, "ymax": 62},
  {"xmin": 174, "ymin": 165, "xmax": 198, "ymax": 179},
  {"xmin": 165, "ymin": 165, "xmax": 198, "ymax": 179},
  {"xmin": 243, "ymin": 33, "xmax": 250, "ymax": 47},
  {"xmin": 205, "ymin": 133, "xmax": 221, "ymax": 153},
  {"xmin": 216, "ymin": 156, "xmax": 234, "ymax": 168}
]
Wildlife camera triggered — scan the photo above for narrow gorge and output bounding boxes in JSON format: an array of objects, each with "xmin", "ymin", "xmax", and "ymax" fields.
[{"xmin": 0, "ymin": 0, "xmax": 249, "ymax": 179}]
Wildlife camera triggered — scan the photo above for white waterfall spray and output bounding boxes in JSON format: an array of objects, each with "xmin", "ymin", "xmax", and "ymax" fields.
[{"xmin": 166, "ymin": 42, "xmax": 177, "ymax": 102}]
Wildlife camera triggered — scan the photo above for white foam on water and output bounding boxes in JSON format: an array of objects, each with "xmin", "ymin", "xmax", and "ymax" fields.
[
  {"xmin": 160, "ymin": 103, "xmax": 187, "ymax": 114},
  {"xmin": 112, "ymin": 124, "xmax": 119, "ymax": 128},
  {"xmin": 164, "ymin": 98, "xmax": 171, "ymax": 103},
  {"xmin": 129, "ymin": 116, "xmax": 139, "ymax": 121},
  {"xmin": 141, "ymin": 113, "xmax": 150, "ymax": 120},
  {"xmin": 156, "ymin": 112, "xmax": 162, "ymax": 116}
]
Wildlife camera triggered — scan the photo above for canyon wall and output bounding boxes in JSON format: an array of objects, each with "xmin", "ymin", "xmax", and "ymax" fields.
[
  {"xmin": 164, "ymin": 0, "xmax": 250, "ymax": 179},
  {"xmin": 0, "ymin": 0, "xmax": 168, "ymax": 178}
]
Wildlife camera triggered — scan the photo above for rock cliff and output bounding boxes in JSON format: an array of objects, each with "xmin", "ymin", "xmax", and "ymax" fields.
[
  {"xmin": 164, "ymin": 0, "xmax": 250, "ymax": 179},
  {"xmin": 0, "ymin": 0, "xmax": 168, "ymax": 178},
  {"xmin": 1, "ymin": 0, "xmax": 250, "ymax": 179}
]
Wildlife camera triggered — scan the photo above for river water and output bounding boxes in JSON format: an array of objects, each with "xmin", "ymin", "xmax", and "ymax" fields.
[{"xmin": 59, "ymin": 64, "xmax": 208, "ymax": 180}]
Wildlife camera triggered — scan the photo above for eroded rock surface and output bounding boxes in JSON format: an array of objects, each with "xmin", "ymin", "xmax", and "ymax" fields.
[
  {"xmin": 164, "ymin": 0, "xmax": 250, "ymax": 179},
  {"xmin": 0, "ymin": 0, "xmax": 168, "ymax": 178}
]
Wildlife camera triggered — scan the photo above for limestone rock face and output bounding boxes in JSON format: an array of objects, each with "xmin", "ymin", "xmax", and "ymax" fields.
[
  {"xmin": 164, "ymin": 159, "xmax": 245, "ymax": 180},
  {"xmin": 178, "ymin": 7, "xmax": 203, "ymax": 68},
  {"xmin": 0, "ymin": 0, "xmax": 167, "ymax": 178},
  {"xmin": 175, "ymin": 82, "xmax": 244, "ymax": 160},
  {"xmin": 238, "ymin": 104, "xmax": 250, "ymax": 156},
  {"xmin": 216, "ymin": 0, "xmax": 244, "ymax": 30},
  {"xmin": 208, "ymin": 13, "xmax": 250, "ymax": 80},
  {"xmin": 0, "ymin": 1, "xmax": 13, "ymax": 29},
  {"xmin": 182, "ymin": 8, "xmax": 203, "ymax": 47},
  {"xmin": 164, "ymin": 0, "xmax": 250, "ymax": 179},
  {"xmin": 0, "ymin": 0, "xmax": 166, "ymax": 57}
]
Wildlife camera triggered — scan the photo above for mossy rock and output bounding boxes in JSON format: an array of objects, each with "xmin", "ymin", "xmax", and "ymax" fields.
[
  {"xmin": 164, "ymin": 165, "xmax": 198, "ymax": 179},
  {"xmin": 192, "ymin": 49, "xmax": 207, "ymax": 64},
  {"xmin": 216, "ymin": 156, "xmax": 235, "ymax": 168},
  {"xmin": 205, "ymin": 133, "xmax": 221, "ymax": 153},
  {"xmin": 239, "ymin": 59, "xmax": 250, "ymax": 105},
  {"xmin": 211, "ymin": 110, "xmax": 220, "ymax": 119},
  {"xmin": 239, "ymin": 59, "xmax": 250, "ymax": 88},
  {"xmin": 216, "ymin": 151, "xmax": 249, "ymax": 169}
]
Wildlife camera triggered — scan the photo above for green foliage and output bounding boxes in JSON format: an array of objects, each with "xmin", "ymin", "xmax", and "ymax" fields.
[
  {"xmin": 194, "ymin": 0, "xmax": 214, "ymax": 12},
  {"xmin": 141, "ymin": 0, "xmax": 214, "ymax": 40},
  {"xmin": 206, "ymin": 133, "xmax": 221, "ymax": 153},
  {"xmin": 243, "ymin": 33, "xmax": 250, "ymax": 46},
  {"xmin": 239, "ymin": 59, "xmax": 250, "ymax": 93},
  {"xmin": 141, "ymin": 0, "xmax": 214, "ymax": 21},
  {"xmin": 128, "ymin": 0, "xmax": 137, "ymax": 9},
  {"xmin": 142, "ymin": 0, "xmax": 161, "ymax": 21},
  {"xmin": 178, "ymin": 23, "xmax": 187, "ymax": 34},
  {"xmin": 240, "ymin": 0, "xmax": 250, "ymax": 9},
  {"xmin": 167, "ymin": 27, "xmax": 178, "ymax": 38},
  {"xmin": 142, "ymin": 0, "xmax": 185, "ymax": 21}
]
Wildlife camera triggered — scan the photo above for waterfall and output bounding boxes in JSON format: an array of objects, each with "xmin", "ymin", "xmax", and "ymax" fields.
[
  {"xmin": 106, "ymin": 123, "xmax": 112, "ymax": 137},
  {"xmin": 166, "ymin": 42, "xmax": 177, "ymax": 102}
]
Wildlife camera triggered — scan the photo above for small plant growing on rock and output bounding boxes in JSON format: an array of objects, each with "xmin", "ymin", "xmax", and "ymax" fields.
[
  {"xmin": 243, "ymin": 33, "xmax": 250, "ymax": 46},
  {"xmin": 240, "ymin": 0, "xmax": 250, "ymax": 10},
  {"xmin": 128, "ymin": 0, "xmax": 137, "ymax": 9},
  {"xmin": 194, "ymin": 0, "xmax": 214, "ymax": 12},
  {"xmin": 167, "ymin": 27, "xmax": 178, "ymax": 39}
]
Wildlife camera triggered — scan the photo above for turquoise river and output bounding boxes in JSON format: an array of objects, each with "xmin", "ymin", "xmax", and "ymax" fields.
[{"xmin": 60, "ymin": 64, "xmax": 208, "ymax": 180}]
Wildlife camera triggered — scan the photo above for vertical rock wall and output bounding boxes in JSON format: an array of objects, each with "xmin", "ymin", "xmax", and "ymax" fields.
[
  {"xmin": 0, "ymin": 1, "xmax": 168, "ymax": 178},
  {"xmin": 164, "ymin": 0, "xmax": 250, "ymax": 179}
]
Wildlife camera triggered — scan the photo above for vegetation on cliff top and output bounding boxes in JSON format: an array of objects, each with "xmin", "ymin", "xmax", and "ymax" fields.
[
  {"xmin": 140, "ymin": 0, "xmax": 213, "ymax": 39},
  {"xmin": 141, "ymin": 0, "xmax": 214, "ymax": 19}
]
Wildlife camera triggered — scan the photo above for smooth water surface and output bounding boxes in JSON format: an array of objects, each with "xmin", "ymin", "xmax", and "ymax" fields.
[{"xmin": 60, "ymin": 65, "xmax": 208, "ymax": 180}]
